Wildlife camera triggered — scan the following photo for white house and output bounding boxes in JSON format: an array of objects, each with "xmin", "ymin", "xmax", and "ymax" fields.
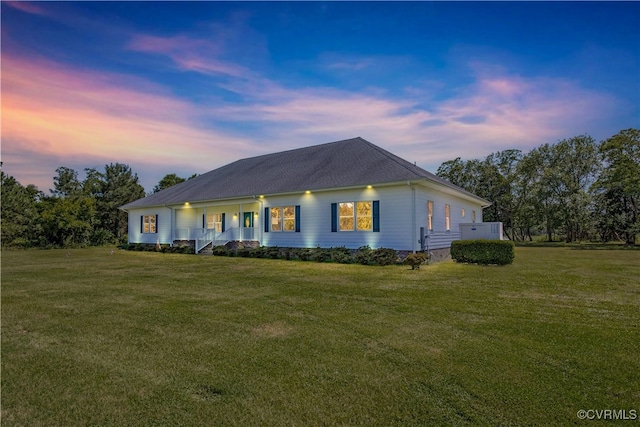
[{"xmin": 120, "ymin": 138, "xmax": 490, "ymax": 257}]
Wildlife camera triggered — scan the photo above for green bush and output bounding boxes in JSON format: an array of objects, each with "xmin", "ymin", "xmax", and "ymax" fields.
[
  {"xmin": 211, "ymin": 245, "xmax": 230, "ymax": 256},
  {"xmin": 329, "ymin": 246, "xmax": 354, "ymax": 264},
  {"xmin": 354, "ymin": 246, "xmax": 374, "ymax": 265},
  {"xmin": 310, "ymin": 247, "xmax": 331, "ymax": 263},
  {"xmin": 403, "ymin": 252, "xmax": 428, "ymax": 269},
  {"xmin": 354, "ymin": 246, "xmax": 399, "ymax": 266},
  {"xmin": 206, "ymin": 244, "xmax": 396, "ymax": 266},
  {"xmin": 372, "ymin": 248, "xmax": 399, "ymax": 266},
  {"xmin": 451, "ymin": 239, "xmax": 515, "ymax": 265}
]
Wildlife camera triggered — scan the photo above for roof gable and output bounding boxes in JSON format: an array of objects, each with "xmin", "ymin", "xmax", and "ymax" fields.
[{"xmin": 121, "ymin": 137, "xmax": 485, "ymax": 209}]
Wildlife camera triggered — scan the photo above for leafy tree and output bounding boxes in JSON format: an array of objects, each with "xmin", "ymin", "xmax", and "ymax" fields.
[
  {"xmin": 84, "ymin": 163, "xmax": 145, "ymax": 242},
  {"xmin": 437, "ymin": 136, "xmax": 599, "ymax": 242},
  {"xmin": 153, "ymin": 173, "xmax": 186, "ymax": 193},
  {"xmin": 0, "ymin": 171, "xmax": 43, "ymax": 247},
  {"xmin": 592, "ymin": 129, "xmax": 640, "ymax": 244},
  {"xmin": 39, "ymin": 195, "xmax": 97, "ymax": 247},
  {"xmin": 51, "ymin": 166, "xmax": 82, "ymax": 197},
  {"xmin": 544, "ymin": 135, "xmax": 600, "ymax": 242}
]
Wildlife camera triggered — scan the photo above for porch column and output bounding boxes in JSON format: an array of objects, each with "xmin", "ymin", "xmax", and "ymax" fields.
[{"xmin": 239, "ymin": 203, "xmax": 243, "ymax": 242}]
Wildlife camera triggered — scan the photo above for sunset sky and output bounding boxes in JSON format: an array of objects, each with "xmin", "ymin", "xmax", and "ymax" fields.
[{"xmin": 2, "ymin": 1, "xmax": 638, "ymax": 193}]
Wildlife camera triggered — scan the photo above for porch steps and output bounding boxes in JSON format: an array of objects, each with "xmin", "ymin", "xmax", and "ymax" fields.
[
  {"xmin": 197, "ymin": 241, "xmax": 230, "ymax": 255},
  {"xmin": 197, "ymin": 242, "xmax": 213, "ymax": 255}
]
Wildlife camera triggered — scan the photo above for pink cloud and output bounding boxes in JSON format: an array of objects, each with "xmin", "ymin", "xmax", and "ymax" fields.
[
  {"xmin": 127, "ymin": 34, "xmax": 250, "ymax": 78},
  {"xmin": 1, "ymin": 44, "xmax": 620, "ymax": 191},
  {"xmin": 207, "ymin": 70, "xmax": 619, "ymax": 170},
  {"xmin": 3, "ymin": 1, "xmax": 47, "ymax": 16},
  {"xmin": 1, "ymin": 54, "xmax": 256, "ymax": 191}
]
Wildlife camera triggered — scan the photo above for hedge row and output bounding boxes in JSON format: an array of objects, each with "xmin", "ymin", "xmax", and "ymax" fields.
[
  {"xmin": 451, "ymin": 239, "xmax": 515, "ymax": 265},
  {"xmin": 118, "ymin": 243, "xmax": 195, "ymax": 254},
  {"xmin": 213, "ymin": 245, "xmax": 401, "ymax": 266}
]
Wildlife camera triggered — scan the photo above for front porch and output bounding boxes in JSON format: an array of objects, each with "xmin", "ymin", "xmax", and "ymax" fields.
[
  {"xmin": 173, "ymin": 226, "xmax": 261, "ymax": 253},
  {"xmin": 172, "ymin": 200, "xmax": 262, "ymax": 253}
]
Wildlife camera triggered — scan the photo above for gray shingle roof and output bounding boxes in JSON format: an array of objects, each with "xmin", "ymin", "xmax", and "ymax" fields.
[{"xmin": 121, "ymin": 137, "xmax": 488, "ymax": 209}]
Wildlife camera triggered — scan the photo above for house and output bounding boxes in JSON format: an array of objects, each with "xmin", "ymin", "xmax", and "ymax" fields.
[{"xmin": 120, "ymin": 137, "xmax": 490, "ymax": 258}]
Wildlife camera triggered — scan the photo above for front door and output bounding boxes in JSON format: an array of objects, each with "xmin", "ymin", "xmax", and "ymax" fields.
[{"xmin": 243, "ymin": 212, "xmax": 254, "ymax": 228}]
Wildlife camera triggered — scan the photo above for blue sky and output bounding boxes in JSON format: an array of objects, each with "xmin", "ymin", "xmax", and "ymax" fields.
[{"xmin": 2, "ymin": 1, "xmax": 639, "ymax": 193}]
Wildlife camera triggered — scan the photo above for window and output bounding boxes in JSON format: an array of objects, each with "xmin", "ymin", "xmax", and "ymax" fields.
[
  {"xmin": 445, "ymin": 204, "xmax": 450, "ymax": 231},
  {"xmin": 461, "ymin": 208, "xmax": 466, "ymax": 218},
  {"xmin": 206, "ymin": 213, "xmax": 223, "ymax": 232},
  {"xmin": 339, "ymin": 202, "xmax": 355, "ymax": 231},
  {"xmin": 270, "ymin": 207, "xmax": 282, "ymax": 231},
  {"xmin": 283, "ymin": 206, "xmax": 295, "ymax": 231},
  {"xmin": 356, "ymin": 202, "xmax": 372, "ymax": 231},
  {"xmin": 427, "ymin": 200, "xmax": 433, "ymax": 230},
  {"xmin": 332, "ymin": 201, "xmax": 379, "ymax": 232},
  {"xmin": 472, "ymin": 210, "xmax": 476, "ymax": 223},
  {"xmin": 142, "ymin": 215, "xmax": 157, "ymax": 234},
  {"xmin": 267, "ymin": 206, "xmax": 300, "ymax": 232}
]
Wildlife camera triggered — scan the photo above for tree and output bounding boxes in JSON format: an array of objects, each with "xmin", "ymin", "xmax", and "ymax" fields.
[
  {"xmin": 592, "ymin": 129, "xmax": 640, "ymax": 244},
  {"xmin": 84, "ymin": 163, "xmax": 145, "ymax": 242},
  {"xmin": 153, "ymin": 173, "xmax": 186, "ymax": 193},
  {"xmin": 548, "ymin": 135, "xmax": 600, "ymax": 242},
  {"xmin": 0, "ymin": 171, "xmax": 43, "ymax": 247},
  {"xmin": 51, "ymin": 166, "xmax": 82, "ymax": 197},
  {"xmin": 39, "ymin": 195, "xmax": 97, "ymax": 247}
]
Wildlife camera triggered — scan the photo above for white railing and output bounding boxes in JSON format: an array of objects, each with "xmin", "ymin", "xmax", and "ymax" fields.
[
  {"xmin": 192, "ymin": 227, "xmax": 261, "ymax": 253},
  {"xmin": 196, "ymin": 229, "xmax": 218, "ymax": 253},
  {"xmin": 174, "ymin": 228, "xmax": 206, "ymax": 241}
]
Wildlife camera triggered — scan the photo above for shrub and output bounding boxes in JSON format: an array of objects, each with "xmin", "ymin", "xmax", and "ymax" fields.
[
  {"xmin": 310, "ymin": 247, "xmax": 332, "ymax": 263},
  {"xmin": 355, "ymin": 246, "xmax": 374, "ymax": 265},
  {"xmin": 372, "ymin": 248, "xmax": 399, "ymax": 266},
  {"xmin": 236, "ymin": 247, "xmax": 253, "ymax": 257},
  {"xmin": 451, "ymin": 239, "xmax": 515, "ymax": 265},
  {"xmin": 354, "ymin": 246, "xmax": 398, "ymax": 266},
  {"xmin": 330, "ymin": 246, "xmax": 354, "ymax": 264},
  {"xmin": 403, "ymin": 252, "xmax": 429, "ymax": 269},
  {"xmin": 211, "ymin": 245, "xmax": 230, "ymax": 256}
]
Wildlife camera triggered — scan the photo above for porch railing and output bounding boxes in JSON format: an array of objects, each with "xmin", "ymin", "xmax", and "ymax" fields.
[{"xmin": 180, "ymin": 227, "xmax": 260, "ymax": 253}]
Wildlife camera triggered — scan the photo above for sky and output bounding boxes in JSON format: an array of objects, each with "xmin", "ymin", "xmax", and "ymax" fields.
[{"xmin": 2, "ymin": 1, "xmax": 639, "ymax": 194}]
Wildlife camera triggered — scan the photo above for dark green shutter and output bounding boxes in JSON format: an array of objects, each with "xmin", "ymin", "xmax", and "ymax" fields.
[
  {"xmin": 331, "ymin": 203, "xmax": 337, "ymax": 232},
  {"xmin": 264, "ymin": 207, "xmax": 270, "ymax": 232},
  {"xmin": 155, "ymin": 215, "xmax": 159, "ymax": 234},
  {"xmin": 221, "ymin": 213, "xmax": 226, "ymax": 232},
  {"xmin": 203, "ymin": 214, "xmax": 206, "ymax": 229},
  {"xmin": 373, "ymin": 201, "xmax": 380, "ymax": 232},
  {"xmin": 295, "ymin": 205, "xmax": 301, "ymax": 232},
  {"xmin": 140, "ymin": 216, "xmax": 143, "ymax": 233}
]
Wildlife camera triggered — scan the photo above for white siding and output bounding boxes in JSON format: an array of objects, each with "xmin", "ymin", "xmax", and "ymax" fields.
[
  {"xmin": 414, "ymin": 184, "xmax": 485, "ymax": 249},
  {"xmin": 126, "ymin": 182, "xmax": 486, "ymax": 251},
  {"xmin": 261, "ymin": 185, "xmax": 415, "ymax": 250},
  {"xmin": 127, "ymin": 207, "xmax": 173, "ymax": 245}
]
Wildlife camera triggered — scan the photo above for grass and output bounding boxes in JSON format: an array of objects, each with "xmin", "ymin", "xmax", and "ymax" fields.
[{"xmin": 2, "ymin": 247, "xmax": 639, "ymax": 426}]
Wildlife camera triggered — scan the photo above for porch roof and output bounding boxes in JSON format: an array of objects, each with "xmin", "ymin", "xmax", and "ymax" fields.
[{"xmin": 121, "ymin": 137, "xmax": 489, "ymax": 209}]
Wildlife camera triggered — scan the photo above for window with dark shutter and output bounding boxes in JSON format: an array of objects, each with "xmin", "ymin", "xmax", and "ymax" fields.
[
  {"xmin": 373, "ymin": 201, "xmax": 380, "ymax": 232},
  {"xmin": 331, "ymin": 203, "xmax": 337, "ymax": 232}
]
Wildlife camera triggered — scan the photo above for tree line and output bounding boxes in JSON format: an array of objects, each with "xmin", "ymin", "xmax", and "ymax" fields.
[
  {"xmin": 436, "ymin": 128, "xmax": 639, "ymax": 244},
  {"xmin": 1, "ymin": 128, "xmax": 638, "ymax": 248},
  {"xmin": 1, "ymin": 163, "xmax": 200, "ymax": 248}
]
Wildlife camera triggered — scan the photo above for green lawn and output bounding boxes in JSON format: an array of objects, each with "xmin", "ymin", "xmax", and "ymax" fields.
[{"xmin": 2, "ymin": 247, "xmax": 639, "ymax": 426}]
